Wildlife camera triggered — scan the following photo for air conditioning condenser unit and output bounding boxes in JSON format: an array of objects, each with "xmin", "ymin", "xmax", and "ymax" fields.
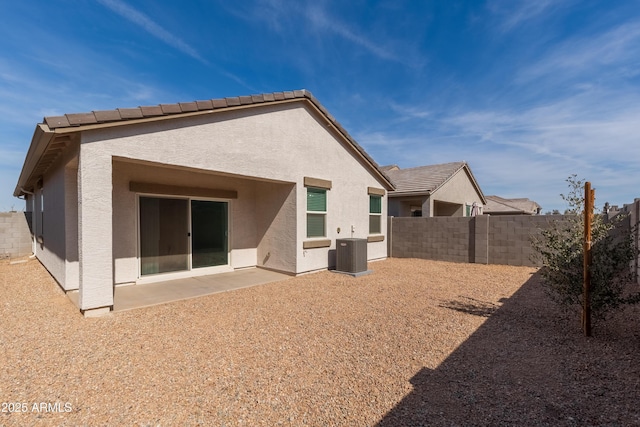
[{"xmin": 335, "ymin": 238, "xmax": 371, "ymax": 276}]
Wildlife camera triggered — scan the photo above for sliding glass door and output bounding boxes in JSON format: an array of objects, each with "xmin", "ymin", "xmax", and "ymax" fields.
[
  {"xmin": 191, "ymin": 200, "xmax": 228, "ymax": 268},
  {"xmin": 139, "ymin": 197, "xmax": 189, "ymax": 275},
  {"xmin": 139, "ymin": 196, "xmax": 228, "ymax": 276}
]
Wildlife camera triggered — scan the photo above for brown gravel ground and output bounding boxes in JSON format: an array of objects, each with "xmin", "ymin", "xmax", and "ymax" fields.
[{"xmin": 1, "ymin": 257, "xmax": 639, "ymax": 426}]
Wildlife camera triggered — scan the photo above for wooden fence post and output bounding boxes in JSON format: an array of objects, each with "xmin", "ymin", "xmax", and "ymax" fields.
[{"xmin": 582, "ymin": 182, "xmax": 594, "ymax": 337}]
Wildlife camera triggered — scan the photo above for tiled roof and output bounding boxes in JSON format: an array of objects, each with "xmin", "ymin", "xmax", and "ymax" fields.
[
  {"xmin": 484, "ymin": 196, "xmax": 541, "ymax": 214},
  {"xmin": 15, "ymin": 90, "xmax": 394, "ymax": 196},
  {"xmin": 384, "ymin": 161, "xmax": 467, "ymax": 195},
  {"xmin": 44, "ymin": 90, "xmax": 310, "ymax": 129}
]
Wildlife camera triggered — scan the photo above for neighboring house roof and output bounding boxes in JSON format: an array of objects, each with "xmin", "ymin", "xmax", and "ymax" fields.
[
  {"xmin": 14, "ymin": 90, "xmax": 394, "ymax": 197},
  {"xmin": 484, "ymin": 196, "xmax": 541, "ymax": 215},
  {"xmin": 382, "ymin": 161, "xmax": 487, "ymax": 204},
  {"xmin": 380, "ymin": 165, "xmax": 399, "ymax": 172}
]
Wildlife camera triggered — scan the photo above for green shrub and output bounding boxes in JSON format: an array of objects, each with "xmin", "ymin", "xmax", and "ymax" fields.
[{"xmin": 531, "ymin": 175, "xmax": 638, "ymax": 319}]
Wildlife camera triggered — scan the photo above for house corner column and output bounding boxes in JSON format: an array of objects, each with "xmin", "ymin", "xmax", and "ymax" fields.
[{"xmin": 78, "ymin": 147, "xmax": 113, "ymax": 315}]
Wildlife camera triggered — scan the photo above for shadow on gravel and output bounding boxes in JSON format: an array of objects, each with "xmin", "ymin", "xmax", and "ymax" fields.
[
  {"xmin": 376, "ymin": 272, "xmax": 640, "ymax": 427},
  {"xmin": 439, "ymin": 296, "xmax": 501, "ymax": 318}
]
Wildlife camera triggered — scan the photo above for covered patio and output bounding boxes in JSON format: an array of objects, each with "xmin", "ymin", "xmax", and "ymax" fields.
[{"xmin": 67, "ymin": 267, "xmax": 291, "ymax": 313}]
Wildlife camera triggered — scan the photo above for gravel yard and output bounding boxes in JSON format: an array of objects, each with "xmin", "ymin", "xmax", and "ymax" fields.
[{"xmin": 1, "ymin": 257, "xmax": 639, "ymax": 426}]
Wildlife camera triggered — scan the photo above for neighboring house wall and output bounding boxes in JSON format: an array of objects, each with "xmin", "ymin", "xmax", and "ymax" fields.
[
  {"xmin": 0, "ymin": 212, "xmax": 32, "ymax": 258},
  {"xmin": 430, "ymin": 168, "xmax": 482, "ymax": 217},
  {"xmin": 389, "ymin": 215, "xmax": 569, "ymax": 267},
  {"xmin": 388, "ymin": 165, "xmax": 484, "ymax": 218},
  {"xmin": 388, "ymin": 197, "xmax": 424, "ymax": 217}
]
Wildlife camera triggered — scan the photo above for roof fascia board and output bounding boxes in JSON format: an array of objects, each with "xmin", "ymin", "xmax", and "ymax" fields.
[{"xmin": 13, "ymin": 124, "xmax": 54, "ymax": 197}]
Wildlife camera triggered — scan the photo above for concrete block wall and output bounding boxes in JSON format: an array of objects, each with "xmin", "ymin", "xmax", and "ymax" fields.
[
  {"xmin": 487, "ymin": 215, "xmax": 566, "ymax": 266},
  {"xmin": 0, "ymin": 212, "xmax": 33, "ymax": 259},
  {"xmin": 389, "ymin": 217, "xmax": 472, "ymax": 263},
  {"xmin": 389, "ymin": 214, "xmax": 569, "ymax": 267}
]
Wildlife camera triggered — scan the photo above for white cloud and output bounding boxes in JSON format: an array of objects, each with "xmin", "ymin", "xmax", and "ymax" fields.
[
  {"xmin": 389, "ymin": 103, "xmax": 431, "ymax": 121},
  {"xmin": 226, "ymin": 1, "xmax": 416, "ymax": 65},
  {"xmin": 97, "ymin": 0, "xmax": 206, "ymax": 64},
  {"xmin": 487, "ymin": 0, "xmax": 564, "ymax": 32},
  {"xmin": 519, "ymin": 21, "xmax": 640, "ymax": 82},
  {"xmin": 303, "ymin": 4, "xmax": 398, "ymax": 61}
]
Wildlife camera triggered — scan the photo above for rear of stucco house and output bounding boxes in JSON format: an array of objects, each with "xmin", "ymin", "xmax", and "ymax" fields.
[{"xmin": 14, "ymin": 90, "xmax": 393, "ymax": 316}]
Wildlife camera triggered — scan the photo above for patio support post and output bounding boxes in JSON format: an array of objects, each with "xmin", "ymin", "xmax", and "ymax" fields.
[
  {"xmin": 77, "ymin": 146, "xmax": 113, "ymax": 315},
  {"xmin": 421, "ymin": 197, "xmax": 432, "ymax": 217}
]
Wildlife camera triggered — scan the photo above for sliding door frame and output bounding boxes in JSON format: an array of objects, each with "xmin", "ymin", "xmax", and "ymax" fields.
[{"xmin": 135, "ymin": 192, "xmax": 233, "ymax": 283}]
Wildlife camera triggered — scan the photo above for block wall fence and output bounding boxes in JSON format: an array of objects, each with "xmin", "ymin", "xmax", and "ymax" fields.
[
  {"xmin": 388, "ymin": 200, "xmax": 640, "ymax": 273},
  {"xmin": 388, "ymin": 214, "xmax": 571, "ymax": 267},
  {"xmin": 0, "ymin": 212, "xmax": 32, "ymax": 259}
]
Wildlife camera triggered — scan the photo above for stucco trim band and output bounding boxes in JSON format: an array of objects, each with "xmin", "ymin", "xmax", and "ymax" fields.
[
  {"xmin": 129, "ymin": 182, "xmax": 238, "ymax": 199},
  {"xmin": 367, "ymin": 187, "xmax": 385, "ymax": 196},
  {"xmin": 303, "ymin": 177, "xmax": 332, "ymax": 190},
  {"xmin": 303, "ymin": 239, "xmax": 331, "ymax": 249},
  {"xmin": 367, "ymin": 235, "xmax": 385, "ymax": 243}
]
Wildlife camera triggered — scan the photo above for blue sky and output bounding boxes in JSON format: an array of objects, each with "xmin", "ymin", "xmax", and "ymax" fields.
[{"xmin": 2, "ymin": 0, "xmax": 639, "ymax": 212}]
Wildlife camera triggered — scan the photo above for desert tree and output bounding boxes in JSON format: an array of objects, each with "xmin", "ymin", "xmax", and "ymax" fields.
[{"xmin": 531, "ymin": 175, "xmax": 639, "ymax": 319}]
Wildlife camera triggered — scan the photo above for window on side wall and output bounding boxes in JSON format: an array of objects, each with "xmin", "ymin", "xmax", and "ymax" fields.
[
  {"xmin": 38, "ymin": 186, "xmax": 44, "ymax": 238},
  {"xmin": 307, "ymin": 187, "xmax": 327, "ymax": 238},
  {"xmin": 369, "ymin": 194, "xmax": 382, "ymax": 234}
]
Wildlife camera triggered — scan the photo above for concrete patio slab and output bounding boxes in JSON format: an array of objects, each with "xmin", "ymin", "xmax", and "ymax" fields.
[{"xmin": 67, "ymin": 268, "xmax": 292, "ymax": 312}]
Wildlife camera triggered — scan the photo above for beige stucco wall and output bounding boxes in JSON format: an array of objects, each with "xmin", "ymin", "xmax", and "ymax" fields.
[
  {"xmin": 64, "ymin": 160, "xmax": 79, "ymax": 290},
  {"xmin": 26, "ymin": 100, "xmax": 389, "ymax": 310},
  {"xmin": 79, "ymin": 101, "xmax": 387, "ymax": 281},
  {"xmin": 431, "ymin": 168, "xmax": 483, "ymax": 214},
  {"xmin": 21, "ymin": 144, "xmax": 79, "ymax": 292},
  {"xmin": 37, "ymin": 150, "xmax": 68, "ymax": 288},
  {"xmin": 77, "ymin": 143, "xmax": 114, "ymax": 310},
  {"xmin": 111, "ymin": 160, "xmax": 298, "ymax": 283},
  {"xmin": 255, "ymin": 181, "xmax": 297, "ymax": 273}
]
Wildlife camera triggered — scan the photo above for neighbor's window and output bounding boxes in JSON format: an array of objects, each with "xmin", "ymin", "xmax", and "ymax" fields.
[
  {"xmin": 307, "ymin": 187, "xmax": 327, "ymax": 238},
  {"xmin": 369, "ymin": 195, "xmax": 382, "ymax": 234}
]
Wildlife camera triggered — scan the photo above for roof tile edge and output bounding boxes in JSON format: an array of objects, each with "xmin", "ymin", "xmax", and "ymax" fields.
[{"xmin": 42, "ymin": 90, "xmax": 314, "ymax": 130}]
